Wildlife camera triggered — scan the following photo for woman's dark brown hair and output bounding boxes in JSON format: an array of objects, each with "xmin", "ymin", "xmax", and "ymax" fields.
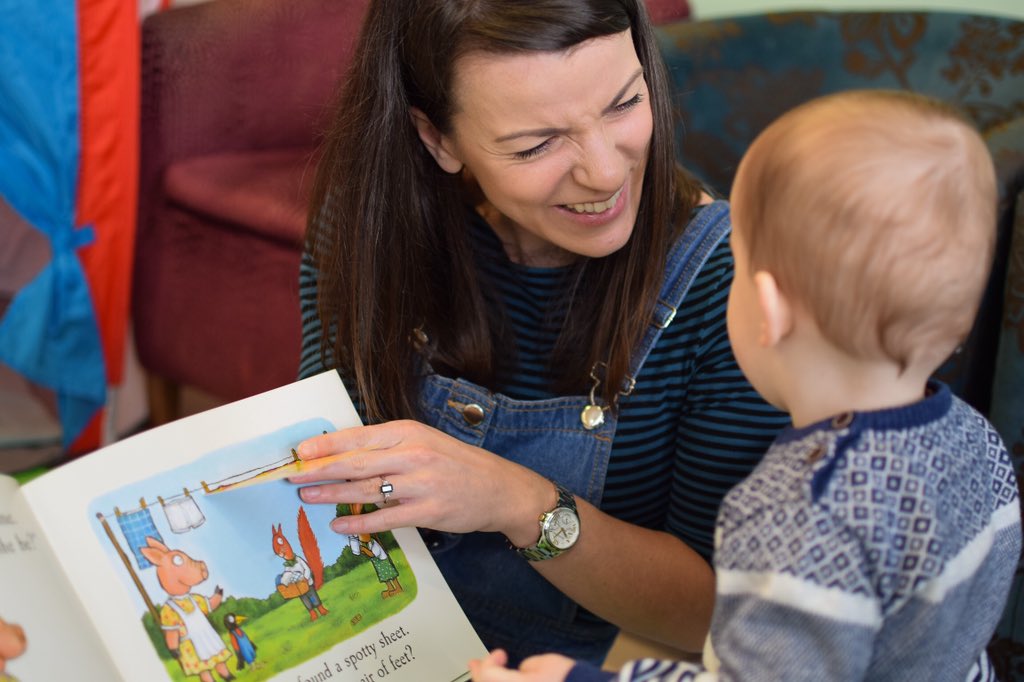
[{"xmin": 306, "ymin": 0, "xmax": 701, "ymax": 422}]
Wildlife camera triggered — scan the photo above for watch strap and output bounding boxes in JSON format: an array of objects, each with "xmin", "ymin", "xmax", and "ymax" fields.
[{"xmin": 516, "ymin": 482, "xmax": 579, "ymax": 562}]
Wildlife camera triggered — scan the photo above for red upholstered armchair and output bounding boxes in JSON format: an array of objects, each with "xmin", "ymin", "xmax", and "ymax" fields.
[
  {"xmin": 133, "ymin": 0, "xmax": 370, "ymax": 423},
  {"xmin": 133, "ymin": 0, "xmax": 689, "ymax": 424}
]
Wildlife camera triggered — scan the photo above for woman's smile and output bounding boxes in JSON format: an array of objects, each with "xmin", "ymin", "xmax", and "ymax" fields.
[{"xmin": 561, "ymin": 184, "xmax": 625, "ymax": 215}]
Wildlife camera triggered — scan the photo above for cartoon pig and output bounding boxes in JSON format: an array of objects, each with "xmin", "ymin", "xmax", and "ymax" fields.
[{"xmin": 140, "ymin": 537, "xmax": 234, "ymax": 682}]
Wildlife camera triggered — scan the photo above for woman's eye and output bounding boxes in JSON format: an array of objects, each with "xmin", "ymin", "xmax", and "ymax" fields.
[
  {"xmin": 513, "ymin": 138, "xmax": 553, "ymax": 160},
  {"xmin": 614, "ymin": 92, "xmax": 644, "ymax": 113}
]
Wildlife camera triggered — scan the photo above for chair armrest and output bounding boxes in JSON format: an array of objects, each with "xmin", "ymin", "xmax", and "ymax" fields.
[
  {"xmin": 139, "ymin": 0, "xmax": 368, "ymax": 203},
  {"xmin": 644, "ymin": 0, "xmax": 690, "ymax": 25}
]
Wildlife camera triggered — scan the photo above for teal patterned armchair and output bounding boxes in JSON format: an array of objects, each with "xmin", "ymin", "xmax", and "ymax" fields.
[{"xmin": 657, "ymin": 11, "xmax": 1024, "ymax": 679}]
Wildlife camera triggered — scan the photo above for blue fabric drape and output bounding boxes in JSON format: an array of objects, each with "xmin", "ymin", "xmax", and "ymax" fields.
[{"xmin": 0, "ymin": 1, "xmax": 106, "ymax": 447}]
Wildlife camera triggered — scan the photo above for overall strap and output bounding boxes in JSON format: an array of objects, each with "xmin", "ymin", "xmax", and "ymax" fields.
[{"xmin": 625, "ymin": 200, "xmax": 731, "ymax": 384}]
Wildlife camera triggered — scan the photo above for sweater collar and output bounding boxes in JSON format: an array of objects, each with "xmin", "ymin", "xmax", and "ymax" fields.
[{"xmin": 774, "ymin": 380, "xmax": 952, "ymax": 446}]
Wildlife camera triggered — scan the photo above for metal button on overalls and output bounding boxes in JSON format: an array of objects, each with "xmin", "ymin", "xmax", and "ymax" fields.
[{"xmin": 462, "ymin": 403, "xmax": 485, "ymax": 425}]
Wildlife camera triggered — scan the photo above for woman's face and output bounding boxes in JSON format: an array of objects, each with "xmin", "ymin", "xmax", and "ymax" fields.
[{"xmin": 420, "ymin": 30, "xmax": 653, "ymax": 267}]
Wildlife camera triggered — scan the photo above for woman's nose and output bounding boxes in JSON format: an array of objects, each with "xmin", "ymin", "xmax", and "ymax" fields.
[{"xmin": 571, "ymin": 128, "xmax": 623, "ymax": 192}]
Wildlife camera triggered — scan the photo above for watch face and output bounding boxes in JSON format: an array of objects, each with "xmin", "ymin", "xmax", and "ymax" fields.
[{"xmin": 545, "ymin": 508, "xmax": 580, "ymax": 550}]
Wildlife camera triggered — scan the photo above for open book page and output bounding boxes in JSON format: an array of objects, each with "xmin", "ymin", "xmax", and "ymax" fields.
[
  {"xmin": 0, "ymin": 474, "xmax": 119, "ymax": 680},
  {"xmin": 19, "ymin": 371, "xmax": 486, "ymax": 681}
]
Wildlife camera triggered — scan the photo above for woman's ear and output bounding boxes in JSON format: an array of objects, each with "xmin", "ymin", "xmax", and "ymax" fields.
[
  {"xmin": 409, "ymin": 107, "xmax": 464, "ymax": 174},
  {"xmin": 754, "ymin": 270, "xmax": 793, "ymax": 348}
]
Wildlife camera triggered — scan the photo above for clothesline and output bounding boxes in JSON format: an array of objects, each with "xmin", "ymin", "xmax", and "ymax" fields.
[
  {"xmin": 101, "ymin": 449, "xmax": 299, "ymax": 519},
  {"xmin": 97, "ymin": 448, "xmax": 301, "ymax": 570}
]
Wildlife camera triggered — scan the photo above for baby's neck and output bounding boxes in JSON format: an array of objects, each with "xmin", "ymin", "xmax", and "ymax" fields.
[{"xmin": 781, "ymin": 348, "xmax": 932, "ymax": 429}]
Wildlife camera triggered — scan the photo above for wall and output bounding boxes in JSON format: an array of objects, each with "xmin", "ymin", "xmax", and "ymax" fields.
[{"xmin": 689, "ymin": 0, "xmax": 1024, "ymax": 20}]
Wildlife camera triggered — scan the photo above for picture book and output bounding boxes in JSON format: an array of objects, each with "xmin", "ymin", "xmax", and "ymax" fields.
[{"xmin": 0, "ymin": 371, "xmax": 486, "ymax": 681}]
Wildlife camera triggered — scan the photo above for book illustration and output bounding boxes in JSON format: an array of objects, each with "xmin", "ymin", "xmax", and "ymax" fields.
[
  {"xmin": 272, "ymin": 509, "xmax": 329, "ymax": 621},
  {"xmin": 224, "ymin": 613, "xmax": 257, "ymax": 671},
  {"xmin": 5, "ymin": 372, "xmax": 484, "ymax": 681},
  {"xmin": 140, "ymin": 537, "xmax": 235, "ymax": 681},
  {"xmin": 341, "ymin": 503, "xmax": 404, "ymax": 600},
  {"xmin": 88, "ymin": 417, "xmax": 418, "ymax": 681}
]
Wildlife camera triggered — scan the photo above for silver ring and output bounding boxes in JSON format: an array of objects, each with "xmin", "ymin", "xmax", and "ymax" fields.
[{"xmin": 379, "ymin": 478, "xmax": 394, "ymax": 504}]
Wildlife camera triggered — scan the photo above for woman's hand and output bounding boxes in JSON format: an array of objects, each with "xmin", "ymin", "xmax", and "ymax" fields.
[
  {"xmin": 294, "ymin": 420, "xmax": 716, "ymax": 651},
  {"xmin": 468, "ymin": 649, "xmax": 576, "ymax": 682},
  {"xmin": 292, "ymin": 420, "xmax": 554, "ymax": 545}
]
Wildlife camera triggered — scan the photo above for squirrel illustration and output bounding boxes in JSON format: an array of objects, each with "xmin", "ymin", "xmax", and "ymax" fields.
[{"xmin": 272, "ymin": 507, "xmax": 329, "ymax": 621}]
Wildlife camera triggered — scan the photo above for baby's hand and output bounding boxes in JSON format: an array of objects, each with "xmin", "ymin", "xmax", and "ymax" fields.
[
  {"xmin": 468, "ymin": 649, "xmax": 575, "ymax": 682},
  {"xmin": 0, "ymin": 619, "xmax": 26, "ymax": 672}
]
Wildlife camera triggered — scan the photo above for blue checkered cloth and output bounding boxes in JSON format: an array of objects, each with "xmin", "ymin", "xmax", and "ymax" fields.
[{"xmin": 116, "ymin": 507, "xmax": 163, "ymax": 570}]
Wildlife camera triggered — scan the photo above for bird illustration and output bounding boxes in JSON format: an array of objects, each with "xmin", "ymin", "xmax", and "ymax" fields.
[{"xmin": 223, "ymin": 613, "xmax": 257, "ymax": 670}]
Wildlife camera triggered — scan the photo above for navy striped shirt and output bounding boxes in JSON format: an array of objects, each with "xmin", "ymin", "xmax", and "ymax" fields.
[{"xmin": 299, "ymin": 205, "xmax": 788, "ymax": 559}]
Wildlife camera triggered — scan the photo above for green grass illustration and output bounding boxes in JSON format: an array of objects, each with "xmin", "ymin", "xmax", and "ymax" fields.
[{"xmin": 156, "ymin": 548, "xmax": 416, "ymax": 681}]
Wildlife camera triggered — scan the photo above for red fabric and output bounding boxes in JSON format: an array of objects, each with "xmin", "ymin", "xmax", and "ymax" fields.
[
  {"xmin": 72, "ymin": 0, "xmax": 140, "ymax": 453},
  {"xmin": 164, "ymin": 148, "xmax": 316, "ymax": 247},
  {"xmin": 134, "ymin": 0, "xmax": 368, "ymax": 405},
  {"xmin": 133, "ymin": 201, "xmax": 303, "ymax": 401},
  {"xmin": 645, "ymin": 0, "xmax": 691, "ymax": 24}
]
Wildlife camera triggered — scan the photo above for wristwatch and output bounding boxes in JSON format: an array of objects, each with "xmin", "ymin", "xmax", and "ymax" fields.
[{"xmin": 516, "ymin": 482, "xmax": 581, "ymax": 562}]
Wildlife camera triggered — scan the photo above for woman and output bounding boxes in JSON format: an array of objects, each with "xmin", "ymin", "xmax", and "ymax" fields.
[{"xmin": 295, "ymin": 0, "xmax": 788, "ymax": 666}]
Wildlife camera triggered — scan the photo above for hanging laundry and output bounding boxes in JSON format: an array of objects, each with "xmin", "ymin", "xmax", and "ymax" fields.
[
  {"xmin": 115, "ymin": 507, "xmax": 163, "ymax": 570},
  {"xmin": 162, "ymin": 492, "xmax": 205, "ymax": 533}
]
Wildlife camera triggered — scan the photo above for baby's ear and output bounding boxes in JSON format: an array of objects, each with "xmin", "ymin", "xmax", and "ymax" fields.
[
  {"xmin": 409, "ymin": 107, "xmax": 464, "ymax": 174},
  {"xmin": 754, "ymin": 271, "xmax": 792, "ymax": 347}
]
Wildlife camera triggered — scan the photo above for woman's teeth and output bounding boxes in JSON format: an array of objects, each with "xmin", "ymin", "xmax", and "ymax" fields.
[{"xmin": 565, "ymin": 186, "xmax": 623, "ymax": 214}]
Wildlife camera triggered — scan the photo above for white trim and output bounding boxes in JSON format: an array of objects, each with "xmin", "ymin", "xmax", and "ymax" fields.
[
  {"xmin": 717, "ymin": 502, "xmax": 1020, "ymax": 624},
  {"xmin": 917, "ymin": 501, "xmax": 1020, "ymax": 604},
  {"xmin": 716, "ymin": 569, "xmax": 883, "ymax": 628}
]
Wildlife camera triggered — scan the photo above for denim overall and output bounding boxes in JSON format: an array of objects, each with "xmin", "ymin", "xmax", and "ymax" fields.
[{"xmin": 417, "ymin": 201, "xmax": 731, "ymax": 665}]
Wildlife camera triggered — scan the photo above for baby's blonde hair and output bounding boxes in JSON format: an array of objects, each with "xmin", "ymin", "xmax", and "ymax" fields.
[{"xmin": 731, "ymin": 89, "xmax": 996, "ymax": 370}]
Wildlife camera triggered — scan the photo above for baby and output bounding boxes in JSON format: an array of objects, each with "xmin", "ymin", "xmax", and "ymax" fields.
[{"xmin": 472, "ymin": 89, "xmax": 1022, "ymax": 681}]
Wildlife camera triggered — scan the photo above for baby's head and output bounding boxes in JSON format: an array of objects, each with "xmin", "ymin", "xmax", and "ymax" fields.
[{"xmin": 730, "ymin": 89, "xmax": 996, "ymax": 374}]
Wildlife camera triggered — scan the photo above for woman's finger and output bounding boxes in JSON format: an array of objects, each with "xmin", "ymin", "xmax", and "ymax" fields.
[
  {"xmin": 289, "ymin": 445, "xmax": 404, "ymax": 485},
  {"xmin": 299, "ymin": 473, "xmax": 413, "ymax": 506},
  {"xmin": 328, "ymin": 499, "xmax": 427, "ymax": 536},
  {"xmin": 290, "ymin": 423, "xmax": 437, "ymax": 484},
  {"xmin": 296, "ymin": 420, "xmax": 417, "ymax": 460}
]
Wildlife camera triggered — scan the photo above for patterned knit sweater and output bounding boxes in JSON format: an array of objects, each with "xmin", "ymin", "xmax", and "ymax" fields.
[{"xmin": 570, "ymin": 382, "xmax": 1021, "ymax": 682}]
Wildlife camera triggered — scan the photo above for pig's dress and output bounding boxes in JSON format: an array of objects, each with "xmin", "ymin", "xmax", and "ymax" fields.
[{"xmin": 160, "ymin": 593, "xmax": 231, "ymax": 675}]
